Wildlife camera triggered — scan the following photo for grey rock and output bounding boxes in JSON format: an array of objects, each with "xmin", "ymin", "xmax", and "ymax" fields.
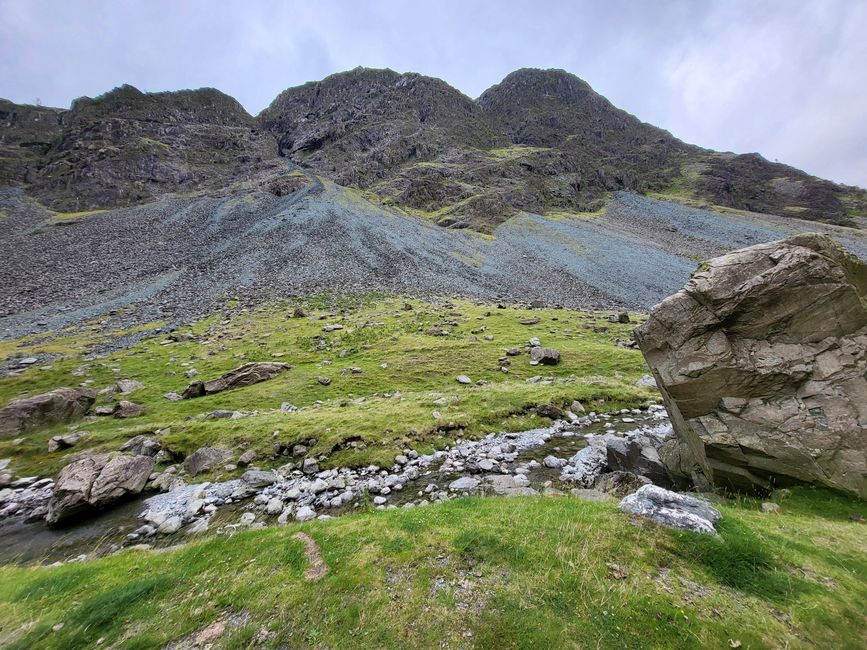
[
  {"xmin": 116, "ymin": 379, "xmax": 144, "ymax": 394},
  {"xmin": 619, "ymin": 485, "xmax": 721, "ymax": 534},
  {"xmin": 295, "ymin": 505, "xmax": 316, "ymax": 521},
  {"xmin": 183, "ymin": 447, "xmax": 231, "ymax": 476},
  {"xmin": 182, "ymin": 362, "xmax": 291, "ymax": 399},
  {"xmin": 47, "ymin": 452, "xmax": 154, "ymax": 525},
  {"xmin": 530, "ymin": 347, "xmax": 560, "ymax": 366},
  {"xmin": 455, "ymin": 375, "xmax": 472, "ymax": 384},
  {"xmin": 635, "ymin": 234, "xmax": 867, "ymax": 497},
  {"xmin": 0, "ymin": 388, "xmax": 96, "ymax": 437},
  {"xmin": 448, "ymin": 476, "xmax": 480, "ymax": 492},
  {"xmin": 113, "ymin": 400, "xmax": 145, "ymax": 418}
]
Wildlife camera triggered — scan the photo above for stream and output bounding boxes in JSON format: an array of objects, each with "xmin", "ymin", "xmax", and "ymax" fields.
[{"xmin": 0, "ymin": 408, "xmax": 669, "ymax": 566}]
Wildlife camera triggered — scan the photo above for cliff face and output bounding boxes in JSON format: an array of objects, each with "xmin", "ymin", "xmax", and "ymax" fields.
[
  {"xmin": 5, "ymin": 85, "xmax": 279, "ymax": 212},
  {"xmin": 1, "ymin": 68, "xmax": 864, "ymax": 228}
]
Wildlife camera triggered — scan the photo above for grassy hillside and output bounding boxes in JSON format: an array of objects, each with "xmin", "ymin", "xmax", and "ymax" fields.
[
  {"xmin": 0, "ymin": 295, "xmax": 653, "ymax": 478},
  {"xmin": 1, "ymin": 488, "xmax": 864, "ymax": 648}
]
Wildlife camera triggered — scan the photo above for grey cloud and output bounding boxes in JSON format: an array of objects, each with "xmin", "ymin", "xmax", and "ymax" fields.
[{"xmin": 0, "ymin": 0, "xmax": 863, "ymax": 186}]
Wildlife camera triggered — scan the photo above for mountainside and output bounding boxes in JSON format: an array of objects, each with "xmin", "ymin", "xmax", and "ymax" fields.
[{"xmin": 1, "ymin": 67, "xmax": 864, "ymax": 229}]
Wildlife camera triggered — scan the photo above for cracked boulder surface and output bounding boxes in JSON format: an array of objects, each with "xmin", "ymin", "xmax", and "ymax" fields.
[{"xmin": 635, "ymin": 233, "xmax": 867, "ymax": 497}]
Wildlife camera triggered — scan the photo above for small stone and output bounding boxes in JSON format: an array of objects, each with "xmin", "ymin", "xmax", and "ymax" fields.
[
  {"xmin": 761, "ymin": 502, "xmax": 781, "ymax": 514},
  {"xmin": 456, "ymin": 375, "xmax": 472, "ymax": 385},
  {"xmin": 295, "ymin": 505, "xmax": 316, "ymax": 521},
  {"xmin": 238, "ymin": 450, "xmax": 257, "ymax": 466},
  {"xmin": 316, "ymin": 376, "xmax": 331, "ymax": 386},
  {"xmin": 157, "ymin": 516, "xmax": 182, "ymax": 535}
]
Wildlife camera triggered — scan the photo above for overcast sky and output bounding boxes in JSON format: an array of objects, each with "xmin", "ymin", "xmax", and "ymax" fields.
[{"xmin": 1, "ymin": 0, "xmax": 865, "ymax": 187}]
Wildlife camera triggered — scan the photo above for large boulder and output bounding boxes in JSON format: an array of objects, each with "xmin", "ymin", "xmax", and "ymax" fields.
[
  {"xmin": 47, "ymin": 452, "xmax": 154, "ymax": 525},
  {"xmin": 0, "ymin": 388, "xmax": 96, "ymax": 437},
  {"xmin": 181, "ymin": 362, "xmax": 291, "ymax": 399},
  {"xmin": 635, "ymin": 234, "xmax": 867, "ymax": 497}
]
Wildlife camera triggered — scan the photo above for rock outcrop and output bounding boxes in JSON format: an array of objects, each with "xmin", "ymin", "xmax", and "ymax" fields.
[
  {"xmin": 47, "ymin": 452, "xmax": 154, "ymax": 525},
  {"xmin": 635, "ymin": 234, "xmax": 867, "ymax": 497},
  {"xmin": 181, "ymin": 362, "xmax": 291, "ymax": 398},
  {"xmin": 0, "ymin": 388, "xmax": 95, "ymax": 436}
]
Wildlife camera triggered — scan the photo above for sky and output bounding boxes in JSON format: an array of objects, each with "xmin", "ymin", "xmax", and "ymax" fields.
[{"xmin": 1, "ymin": 0, "xmax": 865, "ymax": 187}]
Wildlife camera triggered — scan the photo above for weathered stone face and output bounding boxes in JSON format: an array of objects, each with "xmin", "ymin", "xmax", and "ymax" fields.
[
  {"xmin": 635, "ymin": 234, "xmax": 867, "ymax": 498},
  {"xmin": 181, "ymin": 362, "xmax": 291, "ymax": 399},
  {"xmin": 0, "ymin": 388, "xmax": 96, "ymax": 437},
  {"xmin": 47, "ymin": 452, "xmax": 154, "ymax": 525}
]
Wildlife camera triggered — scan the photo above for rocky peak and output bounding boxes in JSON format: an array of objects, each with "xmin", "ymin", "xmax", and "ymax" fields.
[
  {"xmin": 479, "ymin": 67, "xmax": 683, "ymax": 150},
  {"xmin": 259, "ymin": 67, "xmax": 504, "ymax": 188}
]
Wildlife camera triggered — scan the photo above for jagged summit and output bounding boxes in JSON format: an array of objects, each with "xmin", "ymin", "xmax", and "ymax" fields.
[{"xmin": 1, "ymin": 67, "xmax": 864, "ymax": 226}]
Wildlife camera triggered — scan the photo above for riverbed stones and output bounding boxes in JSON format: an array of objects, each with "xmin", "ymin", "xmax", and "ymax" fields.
[
  {"xmin": 295, "ymin": 505, "xmax": 316, "ymax": 521},
  {"xmin": 635, "ymin": 234, "xmax": 867, "ymax": 497},
  {"xmin": 449, "ymin": 476, "xmax": 480, "ymax": 492},
  {"xmin": 619, "ymin": 485, "xmax": 721, "ymax": 534},
  {"xmin": 0, "ymin": 388, "xmax": 96, "ymax": 437},
  {"xmin": 181, "ymin": 362, "xmax": 291, "ymax": 399},
  {"xmin": 47, "ymin": 452, "xmax": 154, "ymax": 525}
]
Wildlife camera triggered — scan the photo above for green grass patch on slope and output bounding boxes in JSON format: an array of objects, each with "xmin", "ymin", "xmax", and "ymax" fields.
[
  {"xmin": 0, "ymin": 487, "xmax": 864, "ymax": 648},
  {"xmin": 0, "ymin": 296, "xmax": 653, "ymax": 477}
]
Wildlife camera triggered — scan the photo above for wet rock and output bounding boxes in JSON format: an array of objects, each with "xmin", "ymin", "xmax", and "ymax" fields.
[
  {"xmin": 0, "ymin": 388, "xmax": 96, "ymax": 437},
  {"xmin": 530, "ymin": 347, "xmax": 560, "ymax": 366},
  {"xmin": 47, "ymin": 452, "xmax": 154, "ymax": 525},
  {"xmin": 181, "ymin": 362, "xmax": 291, "ymax": 399},
  {"xmin": 542, "ymin": 455, "xmax": 567, "ymax": 469},
  {"xmin": 560, "ymin": 443, "xmax": 608, "ymax": 487},
  {"xmin": 183, "ymin": 447, "xmax": 231, "ymax": 476},
  {"xmin": 635, "ymin": 234, "xmax": 867, "ymax": 497},
  {"xmin": 619, "ymin": 485, "xmax": 721, "ymax": 534}
]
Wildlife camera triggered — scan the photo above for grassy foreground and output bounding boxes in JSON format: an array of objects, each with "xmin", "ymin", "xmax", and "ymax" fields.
[
  {"xmin": 0, "ymin": 488, "xmax": 865, "ymax": 648},
  {"xmin": 0, "ymin": 295, "xmax": 654, "ymax": 478}
]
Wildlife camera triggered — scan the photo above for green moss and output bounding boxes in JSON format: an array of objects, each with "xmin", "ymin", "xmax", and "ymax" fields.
[{"xmin": 49, "ymin": 209, "xmax": 109, "ymax": 223}]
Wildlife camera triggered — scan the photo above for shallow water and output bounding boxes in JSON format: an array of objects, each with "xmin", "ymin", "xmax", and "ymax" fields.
[{"xmin": 0, "ymin": 412, "xmax": 667, "ymax": 565}]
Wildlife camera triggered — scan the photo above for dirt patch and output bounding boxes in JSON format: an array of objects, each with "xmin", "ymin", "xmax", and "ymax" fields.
[{"xmin": 293, "ymin": 531, "xmax": 327, "ymax": 581}]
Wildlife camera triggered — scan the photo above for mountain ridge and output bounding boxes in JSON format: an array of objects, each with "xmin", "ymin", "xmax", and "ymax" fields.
[{"xmin": 2, "ymin": 66, "xmax": 865, "ymax": 229}]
